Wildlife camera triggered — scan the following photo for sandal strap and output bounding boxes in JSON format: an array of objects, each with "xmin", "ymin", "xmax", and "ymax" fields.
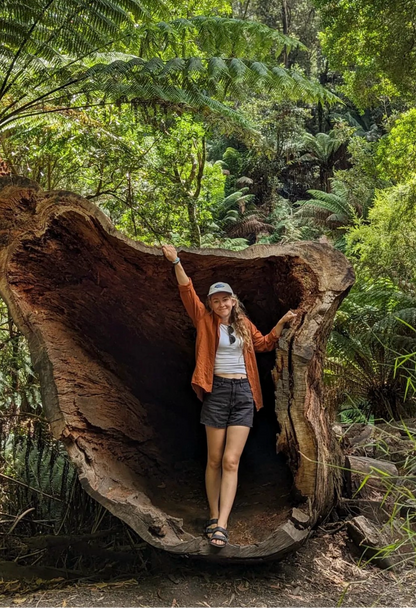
[
  {"xmin": 205, "ymin": 518, "xmax": 218, "ymax": 532},
  {"xmin": 205, "ymin": 518, "xmax": 218, "ymax": 527},
  {"xmin": 211, "ymin": 526, "xmax": 228, "ymax": 539}
]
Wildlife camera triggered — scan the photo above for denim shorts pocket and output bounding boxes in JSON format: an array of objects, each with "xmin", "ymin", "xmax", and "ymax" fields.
[{"xmin": 241, "ymin": 382, "xmax": 252, "ymax": 394}]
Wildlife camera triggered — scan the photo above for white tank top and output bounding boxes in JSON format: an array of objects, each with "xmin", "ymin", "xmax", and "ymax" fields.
[{"xmin": 214, "ymin": 324, "xmax": 247, "ymax": 375}]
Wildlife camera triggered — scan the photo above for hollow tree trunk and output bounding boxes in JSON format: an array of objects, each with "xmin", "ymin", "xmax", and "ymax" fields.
[{"xmin": 0, "ymin": 177, "xmax": 354, "ymax": 561}]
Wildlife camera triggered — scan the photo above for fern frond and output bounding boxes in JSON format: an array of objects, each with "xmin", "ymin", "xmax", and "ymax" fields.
[
  {"xmin": 228, "ymin": 216, "xmax": 274, "ymax": 238},
  {"xmin": 140, "ymin": 17, "xmax": 303, "ymax": 62},
  {"xmin": 299, "ymin": 194, "xmax": 354, "ymax": 220},
  {"xmin": 299, "ymin": 131, "xmax": 344, "ymax": 162},
  {"xmin": 0, "ymin": 3, "xmax": 338, "ymax": 132}
]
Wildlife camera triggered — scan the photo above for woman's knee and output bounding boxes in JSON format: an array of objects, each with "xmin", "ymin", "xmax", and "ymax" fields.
[
  {"xmin": 207, "ymin": 455, "xmax": 222, "ymax": 470},
  {"xmin": 222, "ymin": 452, "xmax": 240, "ymax": 472}
]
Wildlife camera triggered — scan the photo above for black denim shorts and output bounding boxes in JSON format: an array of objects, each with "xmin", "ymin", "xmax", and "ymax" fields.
[{"xmin": 200, "ymin": 376, "xmax": 255, "ymax": 429}]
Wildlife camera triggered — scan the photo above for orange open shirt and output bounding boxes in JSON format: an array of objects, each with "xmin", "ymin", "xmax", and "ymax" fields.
[{"xmin": 179, "ymin": 279, "xmax": 279, "ymax": 411}]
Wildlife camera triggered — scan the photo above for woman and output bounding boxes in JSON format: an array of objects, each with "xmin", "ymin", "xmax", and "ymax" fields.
[{"xmin": 162, "ymin": 245, "xmax": 297, "ymax": 548}]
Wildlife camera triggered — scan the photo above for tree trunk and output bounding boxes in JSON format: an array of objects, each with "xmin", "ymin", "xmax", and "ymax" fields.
[
  {"xmin": 0, "ymin": 176, "xmax": 355, "ymax": 561},
  {"xmin": 281, "ymin": 0, "xmax": 289, "ymax": 68},
  {"xmin": 186, "ymin": 197, "xmax": 201, "ymax": 247}
]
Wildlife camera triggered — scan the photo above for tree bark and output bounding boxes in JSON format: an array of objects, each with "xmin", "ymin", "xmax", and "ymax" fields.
[{"xmin": 0, "ymin": 176, "xmax": 355, "ymax": 561}]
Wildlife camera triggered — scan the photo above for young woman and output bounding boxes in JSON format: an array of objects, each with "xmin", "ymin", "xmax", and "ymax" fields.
[{"xmin": 162, "ymin": 245, "xmax": 297, "ymax": 548}]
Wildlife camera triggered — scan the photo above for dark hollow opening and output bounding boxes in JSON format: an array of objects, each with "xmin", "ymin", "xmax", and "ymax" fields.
[{"xmin": 9, "ymin": 212, "xmax": 314, "ymax": 545}]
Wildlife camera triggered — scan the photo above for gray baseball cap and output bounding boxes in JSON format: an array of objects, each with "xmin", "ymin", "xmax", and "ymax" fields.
[{"xmin": 208, "ymin": 282, "xmax": 234, "ymax": 297}]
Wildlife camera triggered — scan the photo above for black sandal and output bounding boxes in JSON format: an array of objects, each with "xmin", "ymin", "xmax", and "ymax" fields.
[
  {"xmin": 209, "ymin": 526, "xmax": 229, "ymax": 548},
  {"xmin": 204, "ymin": 518, "xmax": 218, "ymax": 538}
]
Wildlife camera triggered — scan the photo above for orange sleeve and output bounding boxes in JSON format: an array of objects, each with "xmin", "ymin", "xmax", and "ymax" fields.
[
  {"xmin": 178, "ymin": 279, "xmax": 206, "ymax": 327},
  {"xmin": 248, "ymin": 319, "xmax": 279, "ymax": 352}
]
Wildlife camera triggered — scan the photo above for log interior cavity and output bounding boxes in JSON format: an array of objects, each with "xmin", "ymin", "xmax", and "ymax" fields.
[{"xmin": 8, "ymin": 211, "xmax": 311, "ymax": 542}]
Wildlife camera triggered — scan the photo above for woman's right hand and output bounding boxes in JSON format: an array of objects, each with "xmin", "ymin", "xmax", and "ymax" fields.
[
  {"xmin": 162, "ymin": 244, "xmax": 178, "ymax": 263},
  {"xmin": 162, "ymin": 244, "xmax": 189, "ymax": 285}
]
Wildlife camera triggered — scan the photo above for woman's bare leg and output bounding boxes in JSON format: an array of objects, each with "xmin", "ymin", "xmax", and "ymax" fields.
[
  {"xmin": 212, "ymin": 425, "xmax": 250, "ymax": 546},
  {"xmin": 205, "ymin": 426, "xmax": 227, "ymax": 521}
]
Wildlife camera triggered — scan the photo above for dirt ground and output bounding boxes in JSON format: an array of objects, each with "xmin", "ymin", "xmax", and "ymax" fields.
[
  {"xmin": 150, "ymin": 456, "xmax": 294, "ymax": 545},
  {"xmin": 1, "ymin": 527, "xmax": 415, "ymax": 608}
]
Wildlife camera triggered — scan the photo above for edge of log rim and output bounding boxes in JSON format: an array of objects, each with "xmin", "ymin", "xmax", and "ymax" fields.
[{"xmin": 0, "ymin": 176, "xmax": 355, "ymax": 560}]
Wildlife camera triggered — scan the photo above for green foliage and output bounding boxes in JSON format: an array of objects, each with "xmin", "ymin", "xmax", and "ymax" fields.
[
  {"xmin": 1, "ymin": 107, "xmax": 141, "ymax": 194},
  {"xmin": 1, "ymin": 107, "xmax": 227, "ymax": 247},
  {"xmin": 0, "ymin": 1, "xmax": 335, "ymax": 136},
  {"xmin": 222, "ymin": 147, "xmax": 246, "ymax": 177},
  {"xmin": 315, "ymin": 0, "xmax": 414, "ymax": 106},
  {"xmin": 296, "ymin": 177, "xmax": 373, "ymax": 249},
  {"xmin": 200, "ymin": 234, "xmax": 249, "ymax": 250},
  {"xmin": 209, "ymin": 99, "xmax": 314, "ymax": 209},
  {"xmin": 325, "ymin": 278, "xmax": 416, "ymax": 420},
  {"xmin": 346, "ymin": 180, "xmax": 416, "ymax": 294},
  {"xmin": 0, "ymin": 299, "xmax": 40, "ymax": 418},
  {"xmin": 298, "ymin": 130, "xmax": 345, "ymax": 165},
  {"xmin": 297, "ymin": 127, "xmax": 350, "ymax": 185},
  {"xmin": 330, "ymin": 108, "xmax": 382, "ymax": 142},
  {"xmin": 243, "ymin": 0, "xmax": 321, "ymax": 76},
  {"xmin": 296, "ymin": 182, "xmax": 353, "ymax": 248},
  {"xmin": 0, "ymin": 0, "xmax": 339, "ymax": 250},
  {"xmin": 140, "ymin": 16, "xmax": 303, "ymax": 61},
  {"xmin": 333, "ymin": 135, "xmax": 384, "ymax": 211},
  {"xmin": 215, "ymin": 188, "xmax": 255, "ymax": 220},
  {"xmin": 108, "ymin": 113, "xmax": 226, "ymax": 247},
  {"xmin": 257, "ymin": 196, "xmax": 306, "ymax": 244},
  {"xmin": 394, "ymin": 321, "xmax": 416, "ymax": 401},
  {"xmin": 206, "ymin": 185, "xmax": 269, "ymax": 245},
  {"xmin": 2, "ymin": 424, "xmax": 77, "ymax": 522},
  {"xmin": 376, "ymin": 109, "xmax": 416, "ymax": 183}
]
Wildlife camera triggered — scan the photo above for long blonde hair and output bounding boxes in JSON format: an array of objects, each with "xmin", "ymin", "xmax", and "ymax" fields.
[{"xmin": 207, "ymin": 294, "xmax": 252, "ymax": 352}]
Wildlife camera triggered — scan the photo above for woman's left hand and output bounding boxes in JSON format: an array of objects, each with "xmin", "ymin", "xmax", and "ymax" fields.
[
  {"xmin": 280, "ymin": 310, "xmax": 297, "ymax": 324},
  {"xmin": 274, "ymin": 310, "xmax": 297, "ymax": 338}
]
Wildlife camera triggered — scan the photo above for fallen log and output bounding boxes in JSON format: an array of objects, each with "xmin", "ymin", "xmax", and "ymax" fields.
[
  {"xmin": 346, "ymin": 515, "xmax": 395, "ymax": 570},
  {"xmin": 0, "ymin": 176, "xmax": 354, "ymax": 561},
  {"xmin": 345, "ymin": 455, "xmax": 399, "ymax": 498}
]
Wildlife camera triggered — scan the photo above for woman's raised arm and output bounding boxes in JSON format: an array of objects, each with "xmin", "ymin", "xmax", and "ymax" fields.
[
  {"xmin": 162, "ymin": 245, "xmax": 189, "ymax": 286},
  {"xmin": 162, "ymin": 245, "xmax": 206, "ymax": 324}
]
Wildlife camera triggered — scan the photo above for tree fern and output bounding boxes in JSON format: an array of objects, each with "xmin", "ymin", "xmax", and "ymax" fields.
[
  {"xmin": 297, "ymin": 183, "xmax": 355, "ymax": 225},
  {"xmin": 296, "ymin": 178, "xmax": 373, "ymax": 247},
  {"xmin": 293, "ymin": 130, "xmax": 347, "ymax": 191},
  {"xmin": 299, "ymin": 131, "xmax": 344, "ymax": 162},
  {"xmin": 139, "ymin": 17, "xmax": 304, "ymax": 62},
  {"xmin": 325, "ymin": 278, "xmax": 416, "ymax": 420},
  {"xmin": 0, "ymin": 2, "xmax": 338, "ymax": 133}
]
